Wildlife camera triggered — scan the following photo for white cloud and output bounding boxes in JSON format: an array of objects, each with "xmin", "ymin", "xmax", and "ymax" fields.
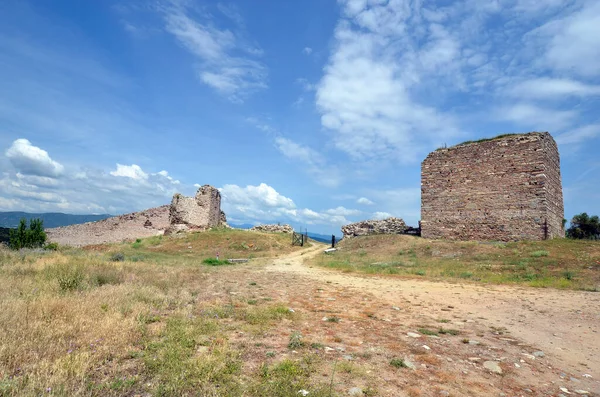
[
  {"xmin": 372, "ymin": 211, "xmax": 392, "ymax": 220},
  {"xmin": 303, "ymin": 47, "xmax": 313, "ymax": 55},
  {"xmin": 533, "ymin": 1, "xmax": 600, "ymax": 77},
  {"xmin": 316, "ymin": 1, "xmax": 461, "ymax": 162},
  {"xmin": 220, "ymin": 183, "xmax": 296, "ymax": 210},
  {"xmin": 274, "ymin": 137, "xmax": 342, "ymax": 187},
  {"xmin": 357, "ymin": 197, "xmax": 374, "ymax": 205},
  {"xmin": 110, "ymin": 164, "xmax": 149, "ymax": 180},
  {"xmin": 163, "ymin": 3, "xmax": 267, "ymax": 101},
  {"xmin": 219, "ymin": 183, "xmax": 355, "ymax": 228},
  {"xmin": 324, "ymin": 206, "xmax": 362, "ymax": 216},
  {"xmin": 556, "ymin": 124, "xmax": 600, "ymax": 145},
  {"xmin": 5, "ymin": 139, "xmax": 64, "ymax": 177},
  {"xmin": 1, "ymin": 140, "xmax": 185, "ymax": 215},
  {"xmin": 506, "ymin": 78, "xmax": 600, "ymax": 99},
  {"xmin": 496, "ymin": 103, "xmax": 577, "ymax": 130}
]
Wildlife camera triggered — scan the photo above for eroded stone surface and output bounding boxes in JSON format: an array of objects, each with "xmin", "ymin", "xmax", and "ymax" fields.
[
  {"xmin": 421, "ymin": 132, "xmax": 564, "ymax": 241},
  {"xmin": 166, "ymin": 185, "xmax": 223, "ymax": 234},
  {"xmin": 250, "ymin": 224, "xmax": 294, "ymax": 233},
  {"xmin": 341, "ymin": 217, "xmax": 408, "ymax": 239}
]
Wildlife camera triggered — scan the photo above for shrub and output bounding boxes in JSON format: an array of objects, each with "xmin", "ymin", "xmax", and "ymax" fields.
[
  {"xmin": 390, "ymin": 358, "xmax": 408, "ymax": 368},
  {"xmin": 44, "ymin": 242, "xmax": 59, "ymax": 251},
  {"xmin": 89, "ymin": 264, "xmax": 124, "ymax": 286},
  {"xmin": 51, "ymin": 262, "xmax": 85, "ymax": 292},
  {"xmin": 9, "ymin": 218, "xmax": 47, "ymax": 250},
  {"xmin": 287, "ymin": 331, "xmax": 304, "ymax": 349},
  {"xmin": 202, "ymin": 257, "xmax": 231, "ymax": 266},
  {"xmin": 109, "ymin": 252, "xmax": 125, "ymax": 262}
]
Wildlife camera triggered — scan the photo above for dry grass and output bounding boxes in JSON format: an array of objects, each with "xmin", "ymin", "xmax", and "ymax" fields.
[
  {"xmin": 311, "ymin": 235, "xmax": 600, "ymax": 290},
  {"xmin": 0, "ymin": 232, "xmax": 334, "ymax": 397},
  {"xmin": 1, "ymin": 230, "xmax": 592, "ymax": 396}
]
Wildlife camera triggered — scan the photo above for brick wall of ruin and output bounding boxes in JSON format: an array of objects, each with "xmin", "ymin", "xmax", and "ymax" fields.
[{"xmin": 421, "ymin": 132, "xmax": 564, "ymax": 241}]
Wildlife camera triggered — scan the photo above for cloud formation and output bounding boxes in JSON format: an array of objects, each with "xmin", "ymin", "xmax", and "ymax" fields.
[
  {"xmin": 5, "ymin": 139, "xmax": 64, "ymax": 177},
  {"xmin": 163, "ymin": 2, "xmax": 267, "ymax": 101}
]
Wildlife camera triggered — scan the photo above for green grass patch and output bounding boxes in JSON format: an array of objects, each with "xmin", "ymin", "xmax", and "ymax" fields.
[
  {"xmin": 390, "ymin": 358, "xmax": 408, "ymax": 368},
  {"xmin": 202, "ymin": 257, "xmax": 232, "ymax": 266},
  {"xmin": 530, "ymin": 250, "xmax": 549, "ymax": 257},
  {"xmin": 417, "ymin": 328, "xmax": 438, "ymax": 336}
]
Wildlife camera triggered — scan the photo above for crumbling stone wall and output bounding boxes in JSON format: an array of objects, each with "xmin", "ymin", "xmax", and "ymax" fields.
[
  {"xmin": 341, "ymin": 218, "xmax": 408, "ymax": 239},
  {"xmin": 250, "ymin": 224, "xmax": 294, "ymax": 233},
  {"xmin": 166, "ymin": 185, "xmax": 222, "ymax": 234},
  {"xmin": 421, "ymin": 132, "xmax": 564, "ymax": 241}
]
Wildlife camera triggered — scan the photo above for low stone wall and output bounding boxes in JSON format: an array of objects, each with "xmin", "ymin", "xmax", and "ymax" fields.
[
  {"xmin": 250, "ymin": 224, "xmax": 294, "ymax": 233},
  {"xmin": 341, "ymin": 217, "xmax": 408, "ymax": 239}
]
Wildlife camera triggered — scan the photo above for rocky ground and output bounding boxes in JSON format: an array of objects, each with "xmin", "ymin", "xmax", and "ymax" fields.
[
  {"xmin": 46, "ymin": 205, "xmax": 169, "ymax": 247},
  {"xmin": 246, "ymin": 244, "xmax": 600, "ymax": 396}
]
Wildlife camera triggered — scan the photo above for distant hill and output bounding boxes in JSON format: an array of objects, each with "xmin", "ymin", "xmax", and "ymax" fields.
[
  {"xmin": 0, "ymin": 212, "xmax": 112, "ymax": 229},
  {"xmin": 229, "ymin": 223, "xmax": 339, "ymax": 245}
]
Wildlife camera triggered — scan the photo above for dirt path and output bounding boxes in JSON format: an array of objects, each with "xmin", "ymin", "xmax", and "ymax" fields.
[{"xmin": 264, "ymin": 243, "xmax": 600, "ymax": 392}]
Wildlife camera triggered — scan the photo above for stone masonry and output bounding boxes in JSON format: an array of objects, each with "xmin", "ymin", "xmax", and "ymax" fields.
[
  {"xmin": 250, "ymin": 224, "xmax": 294, "ymax": 233},
  {"xmin": 166, "ymin": 185, "xmax": 223, "ymax": 234},
  {"xmin": 341, "ymin": 217, "xmax": 408, "ymax": 239},
  {"xmin": 421, "ymin": 132, "xmax": 564, "ymax": 241}
]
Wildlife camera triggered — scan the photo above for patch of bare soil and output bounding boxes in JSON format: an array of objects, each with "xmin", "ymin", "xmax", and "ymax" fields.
[{"xmin": 230, "ymin": 244, "xmax": 600, "ymax": 396}]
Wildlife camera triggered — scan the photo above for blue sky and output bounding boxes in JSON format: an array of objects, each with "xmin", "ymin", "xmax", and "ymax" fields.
[{"xmin": 1, "ymin": 0, "xmax": 599, "ymax": 234}]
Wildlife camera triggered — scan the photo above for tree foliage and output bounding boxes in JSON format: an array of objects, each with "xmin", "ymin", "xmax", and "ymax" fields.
[
  {"xmin": 566, "ymin": 213, "xmax": 600, "ymax": 240},
  {"xmin": 9, "ymin": 218, "xmax": 47, "ymax": 249}
]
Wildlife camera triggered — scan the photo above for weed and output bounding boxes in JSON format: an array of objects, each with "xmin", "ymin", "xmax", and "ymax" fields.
[
  {"xmin": 288, "ymin": 331, "xmax": 304, "ymax": 349},
  {"xmin": 202, "ymin": 257, "xmax": 232, "ymax": 266},
  {"xmin": 438, "ymin": 328, "xmax": 460, "ymax": 335},
  {"xmin": 563, "ymin": 271, "xmax": 576, "ymax": 280},
  {"xmin": 88, "ymin": 264, "xmax": 123, "ymax": 286},
  {"xmin": 109, "ymin": 252, "xmax": 125, "ymax": 262},
  {"xmin": 438, "ymin": 319, "xmax": 450, "ymax": 323},
  {"xmin": 48, "ymin": 261, "xmax": 85, "ymax": 292},
  {"xmin": 530, "ymin": 250, "xmax": 549, "ymax": 257},
  {"xmin": 326, "ymin": 316, "xmax": 340, "ymax": 323},
  {"xmin": 414, "ymin": 269, "xmax": 426, "ymax": 276},
  {"xmin": 417, "ymin": 328, "xmax": 438, "ymax": 336},
  {"xmin": 390, "ymin": 358, "xmax": 408, "ymax": 368}
]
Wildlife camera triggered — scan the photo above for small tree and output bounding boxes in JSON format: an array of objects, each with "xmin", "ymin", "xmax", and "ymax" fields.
[
  {"xmin": 9, "ymin": 218, "xmax": 47, "ymax": 249},
  {"xmin": 566, "ymin": 213, "xmax": 600, "ymax": 240}
]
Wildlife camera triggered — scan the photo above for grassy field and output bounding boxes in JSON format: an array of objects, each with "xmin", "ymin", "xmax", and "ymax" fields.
[
  {"xmin": 0, "ymin": 229, "xmax": 339, "ymax": 397},
  {"xmin": 310, "ymin": 235, "xmax": 600, "ymax": 290}
]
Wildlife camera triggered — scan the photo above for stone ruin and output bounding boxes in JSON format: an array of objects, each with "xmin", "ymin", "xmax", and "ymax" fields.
[
  {"xmin": 165, "ymin": 185, "xmax": 225, "ymax": 234},
  {"xmin": 341, "ymin": 217, "xmax": 408, "ymax": 239},
  {"xmin": 421, "ymin": 132, "xmax": 564, "ymax": 241},
  {"xmin": 250, "ymin": 224, "xmax": 294, "ymax": 234}
]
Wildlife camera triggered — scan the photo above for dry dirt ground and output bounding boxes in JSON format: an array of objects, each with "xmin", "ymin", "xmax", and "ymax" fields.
[{"xmin": 236, "ymin": 243, "xmax": 600, "ymax": 396}]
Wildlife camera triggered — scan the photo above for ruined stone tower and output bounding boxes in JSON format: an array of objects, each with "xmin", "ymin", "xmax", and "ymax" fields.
[
  {"xmin": 166, "ymin": 185, "xmax": 222, "ymax": 234},
  {"xmin": 421, "ymin": 132, "xmax": 564, "ymax": 241}
]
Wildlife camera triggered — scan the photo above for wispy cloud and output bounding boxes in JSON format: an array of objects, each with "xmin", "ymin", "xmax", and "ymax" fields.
[{"xmin": 162, "ymin": 2, "xmax": 267, "ymax": 102}]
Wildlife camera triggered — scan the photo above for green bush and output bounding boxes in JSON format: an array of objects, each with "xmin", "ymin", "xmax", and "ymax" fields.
[
  {"xmin": 50, "ymin": 262, "xmax": 85, "ymax": 292},
  {"xmin": 390, "ymin": 358, "xmax": 408, "ymax": 368},
  {"xmin": 202, "ymin": 257, "xmax": 231, "ymax": 266},
  {"xmin": 44, "ymin": 242, "xmax": 59, "ymax": 251},
  {"xmin": 566, "ymin": 213, "xmax": 600, "ymax": 240},
  {"xmin": 109, "ymin": 252, "xmax": 125, "ymax": 262},
  {"xmin": 9, "ymin": 218, "xmax": 47, "ymax": 250}
]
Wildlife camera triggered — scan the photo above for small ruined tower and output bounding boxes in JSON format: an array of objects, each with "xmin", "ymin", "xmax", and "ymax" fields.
[
  {"xmin": 421, "ymin": 132, "xmax": 564, "ymax": 241},
  {"xmin": 166, "ymin": 185, "xmax": 222, "ymax": 234}
]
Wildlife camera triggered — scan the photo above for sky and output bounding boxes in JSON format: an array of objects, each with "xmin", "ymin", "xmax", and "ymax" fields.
[{"xmin": 0, "ymin": 0, "xmax": 599, "ymax": 235}]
